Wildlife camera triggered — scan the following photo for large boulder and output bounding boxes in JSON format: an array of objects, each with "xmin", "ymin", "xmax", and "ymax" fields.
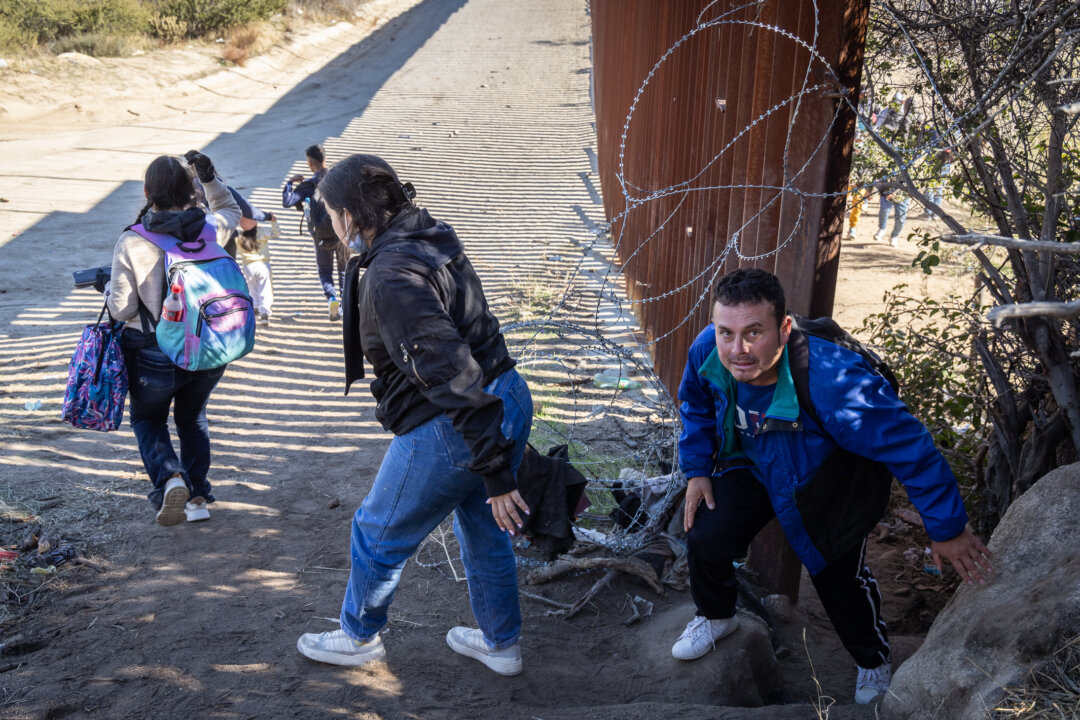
[{"xmin": 883, "ymin": 461, "xmax": 1080, "ymax": 719}]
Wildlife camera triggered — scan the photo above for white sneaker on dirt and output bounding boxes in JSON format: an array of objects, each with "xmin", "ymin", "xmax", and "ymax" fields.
[
  {"xmin": 671, "ymin": 615, "xmax": 740, "ymax": 660},
  {"xmin": 889, "ymin": 235, "xmax": 900, "ymax": 247},
  {"xmin": 184, "ymin": 501, "xmax": 210, "ymax": 522},
  {"xmin": 846, "ymin": 227, "xmax": 857, "ymax": 240},
  {"xmin": 873, "ymin": 229, "xmax": 886, "ymax": 242},
  {"xmin": 328, "ymin": 298, "xmax": 341, "ymax": 322},
  {"xmin": 296, "ymin": 628, "xmax": 386, "ymax": 667},
  {"xmin": 445, "ymin": 626, "xmax": 522, "ymax": 676},
  {"xmin": 855, "ymin": 662, "xmax": 892, "ymax": 704},
  {"xmin": 156, "ymin": 476, "xmax": 189, "ymax": 527}
]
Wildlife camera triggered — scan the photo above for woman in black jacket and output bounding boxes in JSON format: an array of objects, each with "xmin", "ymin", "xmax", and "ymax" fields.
[{"xmin": 296, "ymin": 154, "xmax": 533, "ymax": 676}]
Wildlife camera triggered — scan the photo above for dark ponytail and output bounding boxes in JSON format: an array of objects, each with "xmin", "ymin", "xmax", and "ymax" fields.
[
  {"xmin": 316, "ymin": 154, "xmax": 416, "ymax": 238},
  {"xmin": 137, "ymin": 155, "xmax": 196, "ymax": 224}
]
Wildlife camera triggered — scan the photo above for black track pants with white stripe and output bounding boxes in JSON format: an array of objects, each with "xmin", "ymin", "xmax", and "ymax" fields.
[{"xmin": 686, "ymin": 469, "xmax": 890, "ymax": 669}]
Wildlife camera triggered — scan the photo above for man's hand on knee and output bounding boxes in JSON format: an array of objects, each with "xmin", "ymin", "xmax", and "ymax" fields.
[{"xmin": 684, "ymin": 476, "xmax": 715, "ymax": 532}]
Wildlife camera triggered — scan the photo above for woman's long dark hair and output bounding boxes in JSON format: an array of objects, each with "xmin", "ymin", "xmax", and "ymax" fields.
[
  {"xmin": 135, "ymin": 155, "xmax": 196, "ymax": 225},
  {"xmin": 316, "ymin": 154, "xmax": 416, "ymax": 239}
]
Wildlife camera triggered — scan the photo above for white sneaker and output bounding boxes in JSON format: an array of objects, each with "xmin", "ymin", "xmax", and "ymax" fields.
[
  {"xmin": 889, "ymin": 235, "xmax": 900, "ymax": 247},
  {"xmin": 671, "ymin": 615, "xmax": 740, "ymax": 660},
  {"xmin": 328, "ymin": 298, "xmax": 341, "ymax": 321},
  {"xmin": 446, "ymin": 626, "xmax": 522, "ymax": 676},
  {"xmin": 855, "ymin": 662, "xmax": 892, "ymax": 704},
  {"xmin": 184, "ymin": 501, "xmax": 210, "ymax": 522},
  {"xmin": 156, "ymin": 476, "xmax": 189, "ymax": 527},
  {"xmin": 873, "ymin": 229, "xmax": 886, "ymax": 242},
  {"xmin": 296, "ymin": 628, "xmax": 386, "ymax": 667},
  {"xmin": 846, "ymin": 227, "xmax": 857, "ymax": 240}
]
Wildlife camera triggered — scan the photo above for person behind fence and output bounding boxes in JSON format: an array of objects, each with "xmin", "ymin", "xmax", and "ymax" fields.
[
  {"xmin": 107, "ymin": 151, "xmax": 241, "ymax": 526},
  {"xmin": 673, "ymin": 268, "xmax": 993, "ymax": 705},
  {"xmin": 281, "ymin": 144, "xmax": 348, "ymax": 322},
  {"xmin": 295, "ymin": 153, "xmax": 534, "ymax": 677}
]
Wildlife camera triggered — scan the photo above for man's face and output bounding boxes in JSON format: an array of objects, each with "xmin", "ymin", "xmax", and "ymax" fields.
[{"xmin": 712, "ymin": 300, "xmax": 792, "ymax": 386}]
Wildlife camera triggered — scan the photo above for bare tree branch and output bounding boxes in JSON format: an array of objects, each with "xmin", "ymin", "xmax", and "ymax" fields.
[
  {"xmin": 988, "ymin": 300, "xmax": 1080, "ymax": 326},
  {"xmin": 940, "ymin": 233, "xmax": 1080, "ymax": 255}
]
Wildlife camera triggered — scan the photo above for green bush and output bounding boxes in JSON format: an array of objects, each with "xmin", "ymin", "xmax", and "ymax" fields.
[
  {"xmin": 0, "ymin": 16, "xmax": 33, "ymax": 52},
  {"xmin": 150, "ymin": 0, "xmax": 285, "ymax": 37},
  {"xmin": 0, "ymin": 0, "xmax": 149, "ymax": 48}
]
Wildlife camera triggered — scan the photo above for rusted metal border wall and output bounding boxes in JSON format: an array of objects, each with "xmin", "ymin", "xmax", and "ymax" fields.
[
  {"xmin": 591, "ymin": 0, "xmax": 869, "ymax": 599},
  {"xmin": 591, "ymin": 0, "xmax": 869, "ymax": 397}
]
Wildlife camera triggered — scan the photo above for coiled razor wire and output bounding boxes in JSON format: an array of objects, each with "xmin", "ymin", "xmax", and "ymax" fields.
[{"xmin": 416, "ymin": 0, "xmax": 1080, "ymax": 575}]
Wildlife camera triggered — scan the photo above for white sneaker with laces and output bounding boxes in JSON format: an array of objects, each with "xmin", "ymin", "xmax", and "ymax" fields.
[
  {"xmin": 873, "ymin": 229, "xmax": 886, "ymax": 242},
  {"xmin": 156, "ymin": 476, "xmax": 189, "ymax": 527},
  {"xmin": 184, "ymin": 501, "xmax": 210, "ymax": 522},
  {"xmin": 671, "ymin": 614, "xmax": 740, "ymax": 660},
  {"xmin": 296, "ymin": 628, "xmax": 386, "ymax": 666},
  {"xmin": 446, "ymin": 626, "xmax": 522, "ymax": 676},
  {"xmin": 855, "ymin": 662, "xmax": 892, "ymax": 704}
]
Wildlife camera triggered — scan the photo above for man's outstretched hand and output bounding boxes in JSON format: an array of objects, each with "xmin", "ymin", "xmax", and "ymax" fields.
[{"xmin": 931, "ymin": 529, "xmax": 993, "ymax": 585}]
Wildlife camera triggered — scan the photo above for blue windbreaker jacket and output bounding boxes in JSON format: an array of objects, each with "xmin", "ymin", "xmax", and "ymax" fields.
[{"xmin": 678, "ymin": 323, "xmax": 968, "ymax": 575}]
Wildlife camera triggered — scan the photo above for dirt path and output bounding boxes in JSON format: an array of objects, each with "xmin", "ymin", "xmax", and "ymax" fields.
[{"xmin": 0, "ymin": 2, "xmax": 971, "ymax": 718}]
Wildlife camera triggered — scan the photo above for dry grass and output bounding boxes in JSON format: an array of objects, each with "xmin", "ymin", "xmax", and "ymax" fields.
[
  {"xmin": 989, "ymin": 637, "xmax": 1080, "ymax": 719},
  {"xmin": 0, "ymin": 469, "xmax": 130, "ymax": 628},
  {"xmin": 221, "ymin": 22, "xmax": 281, "ymax": 66}
]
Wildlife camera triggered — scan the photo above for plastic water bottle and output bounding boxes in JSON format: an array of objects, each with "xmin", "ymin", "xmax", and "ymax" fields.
[{"xmin": 162, "ymin": 283, "xmax": 184, "ymax": 322}]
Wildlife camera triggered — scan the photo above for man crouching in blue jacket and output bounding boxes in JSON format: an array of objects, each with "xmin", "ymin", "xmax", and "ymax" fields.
[{"xmin": 674, "ymin": 268, "xmax": 993, "ymax": 704}]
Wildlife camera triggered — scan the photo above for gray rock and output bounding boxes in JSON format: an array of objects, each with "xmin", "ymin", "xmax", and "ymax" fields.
[
  {"xmin": 882, "ymin": 461, "xmax": 1080, "ymax": 719},
  {"xmin": 638, "ymin": 600, "xmax": 784, "ymax": 706}
]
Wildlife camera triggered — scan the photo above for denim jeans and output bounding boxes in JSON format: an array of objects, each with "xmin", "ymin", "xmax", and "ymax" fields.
[
  {"xmin": 125, "ymin": 342, "xmax": 225, "ymax": 509},
  {"xmin": 313, "ymin": 238, "xmax": 346, "ymax": 299},
  {"xmin": 340, "ymin": 369, "xmax": 533, "ymax": 649},
  {"xmin": 878, "ymin": 196, "xmax": 910, "ymax": 238}
]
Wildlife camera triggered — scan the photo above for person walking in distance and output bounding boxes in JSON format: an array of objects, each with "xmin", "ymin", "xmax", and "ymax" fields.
[{"xmin": 282, "ymin": 144, "xmax": 348, "ymax": 321}]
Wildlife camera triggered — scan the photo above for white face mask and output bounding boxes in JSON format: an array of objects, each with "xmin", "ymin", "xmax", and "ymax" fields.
[{"xmin": 348, "ymin": 231, "xmax": 366, "ymax": 254}]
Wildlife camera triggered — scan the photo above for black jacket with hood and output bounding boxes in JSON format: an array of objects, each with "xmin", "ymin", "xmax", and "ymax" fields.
[{"xmin": 341, "ymin": 209, "xmax": 517, "ymax": 496}]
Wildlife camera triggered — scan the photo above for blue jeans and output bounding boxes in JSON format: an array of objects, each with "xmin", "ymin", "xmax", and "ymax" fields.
[
  {"xmin": 125, "ymin": 343, "xmax": 225, "ymax": 509},
  {"xmin": 878, "ymin": 196, "xmax": 910, "ymax": 238},
  {"xmin": 313, "ymin": 238, "xmax": 346, "ymax": 299},
  {"xmin": 340, "ymin": 369, "xmax": 533, "ymax": 649}
]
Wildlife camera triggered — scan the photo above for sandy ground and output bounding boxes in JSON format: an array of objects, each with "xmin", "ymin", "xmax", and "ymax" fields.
[{"xmin": 0, "ymin": 1, "xmax": 975, "ymax": 718}]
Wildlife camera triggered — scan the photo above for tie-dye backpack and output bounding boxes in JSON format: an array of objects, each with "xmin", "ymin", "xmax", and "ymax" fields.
[
  {"xmin": 130, "ymin": 222, "xmax": 255, "ymax": 371},
  {"xmin": 61, "ymin": 302, "xmax": 128, "ymax": 431}
]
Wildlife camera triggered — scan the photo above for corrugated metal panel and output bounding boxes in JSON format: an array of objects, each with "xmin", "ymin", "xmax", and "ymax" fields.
[
  {"xmin": 592, "ymin": 0, "xmax": 869, "ymax": 396},
  {"xmin": 591, "ymin": 0, "xmax": 869, "ymax": 598}
]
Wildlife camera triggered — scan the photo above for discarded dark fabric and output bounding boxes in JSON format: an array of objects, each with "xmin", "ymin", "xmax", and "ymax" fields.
[{"xmin": 516, "ymin": 444, "xmax": 588, "ymax": 559}]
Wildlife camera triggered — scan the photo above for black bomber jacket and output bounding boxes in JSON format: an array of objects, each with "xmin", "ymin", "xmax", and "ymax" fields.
[{"xmin": 341, "ymin": 208, "xmax": 517, "ymax": 496}]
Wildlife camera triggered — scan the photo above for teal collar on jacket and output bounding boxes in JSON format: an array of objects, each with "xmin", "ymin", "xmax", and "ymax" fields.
[{"xmin": 698, "ymin": 344, "xmax": 801, "ymax": 456}]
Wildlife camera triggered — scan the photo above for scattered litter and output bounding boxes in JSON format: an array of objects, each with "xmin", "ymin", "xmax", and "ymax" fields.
[
  {"xmin": 38, "ymin": 544, "xmax": 77, "ymax": 568},
  {"xmin": 923, "ymin": 564, "xmax": 941, "ymax": 576},
  {"xmin": 593, "ymin": 372, "xmax": 641, "ymax": 390},
  {"xmin": 0, "ymin": 59, "xmax": 8, "ymax": 70},
  {"xmin": 327, "ymin": 498, "xmax": 340, "ymax": 509},
  {"xmin": 30, "ymin": 565, "xmax": 56, "ymax": 574},
  {"xmin": 0, "ymin": 550, "xmax": 18, "ymax": 560},
  {"xmin": 215, "ymin": 37, "xmax": 225, "ymax": 43},
  {"xmin": 547, "ymin": 255, "xmax": 563, "ymax": 262},
  {"xmin": 24, "ymin": 399, "xmax": 42, "ymax": 411}
]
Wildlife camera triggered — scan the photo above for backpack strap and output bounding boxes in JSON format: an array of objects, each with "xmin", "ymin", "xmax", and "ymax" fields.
[
  {"xmin": 786, "ymin": 325, "xmax": 822, "ymax": 430},
  {"xmin": 129, "ymin": 223, "xmax": 223, "ymax": 259}
]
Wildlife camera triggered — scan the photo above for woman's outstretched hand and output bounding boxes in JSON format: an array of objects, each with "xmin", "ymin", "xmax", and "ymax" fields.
[{"xmin": 487, "ymin": 490, "xmax": 530, "ymax": 536}]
